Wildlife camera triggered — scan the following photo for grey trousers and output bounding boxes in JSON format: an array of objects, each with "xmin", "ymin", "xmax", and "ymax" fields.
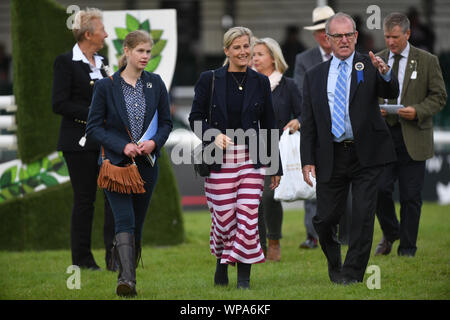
[{"xmin": 304, "ymin": 199, "xmax": 318, "ymax": 239}]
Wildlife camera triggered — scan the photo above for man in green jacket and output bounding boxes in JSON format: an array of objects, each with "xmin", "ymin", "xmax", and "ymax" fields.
[{"xmin": 375, "ymin": 12, "xmax": 447, "ymax": 257}]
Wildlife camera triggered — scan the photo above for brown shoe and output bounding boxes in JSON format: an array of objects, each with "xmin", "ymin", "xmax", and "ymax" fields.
[
  {"xmin": 374, "ymin": 237, "xmax": 393, "ymax": 256},
  {"xmin": 267, "ymin": 239, "xmax": 281, "ymax": 261}
]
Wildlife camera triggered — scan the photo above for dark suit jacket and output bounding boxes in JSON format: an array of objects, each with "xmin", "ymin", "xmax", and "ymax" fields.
[
  {"xmin": 272, "ymin": 76, "xmax": 302, "ymax": 132},
  {"xmin": 293, "ymin": 46, "xmax": 323, "ymax": 95},
  {"xmin": 300, "ymin": 52, "xmax": 399, "ymax": 183},
  {"xmin": 86, "ymin": 68, "xmax": 172, "ymax": 165},
  {"xmin": 189, "ymin": 65, "xmax": 282, "ymax": 175},
  {"xmin": 52, "ymin": 50, "xmax": 108, "ymax": 152}
]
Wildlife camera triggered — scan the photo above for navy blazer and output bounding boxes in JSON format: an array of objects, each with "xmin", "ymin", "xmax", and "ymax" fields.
[
  {"xmin": 272, "ymin": 76, "xmax": 302, "ymax": 132},
  {"xmin": 300, "ymin": 52, "xmax": 399, "ymax": 183},
  {"xmin": 86, "ymin": 68, "xmax": 172, "ymax": 165},
  {"xmin": 52, "ymin": 50, "xmax": 108, "ymax": 152},
  {"xmin": 189, "ymin": 65, "xmax": 282, "ymax": 175}
]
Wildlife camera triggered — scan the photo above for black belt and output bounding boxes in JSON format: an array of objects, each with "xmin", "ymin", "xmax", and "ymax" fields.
[{"xmin": 334, "ymin": 140, "xmax": 354, "ymax": 148}]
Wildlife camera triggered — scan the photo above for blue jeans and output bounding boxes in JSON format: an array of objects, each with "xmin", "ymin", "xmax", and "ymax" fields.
[{"xmin": 104, "ymin": 157, "xmax": 159, "ymax": 241}]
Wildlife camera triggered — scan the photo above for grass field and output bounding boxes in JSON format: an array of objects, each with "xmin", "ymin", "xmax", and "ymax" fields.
[{"xmin": 0, "ymin": 202, "xmax": 449, "ymax": 300}]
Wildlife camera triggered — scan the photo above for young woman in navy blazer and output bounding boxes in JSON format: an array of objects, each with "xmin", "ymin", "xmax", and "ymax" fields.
[
  {"xmin": 87, "ymin": 30, "xmax": 172, "ymax": 297},
  {"xmin": 189, "ymin": 27, "xmax": 282, "ymax": 289}
]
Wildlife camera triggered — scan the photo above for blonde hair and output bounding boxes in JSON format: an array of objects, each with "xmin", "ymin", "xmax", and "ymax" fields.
[
  {"xmin": 222, "ymin": 26, "xmax": 253, "ymax": 66},
  {"xmin": 118, "ymin": 30, "xmax": 154, "ymax": 69},
  {"xmin": 72, "ymin": 8, "xmax": 103, "ymax": 42},
  {"xmin": 253, "ymin": 37, "xmax": 289, "ymax": 74}
]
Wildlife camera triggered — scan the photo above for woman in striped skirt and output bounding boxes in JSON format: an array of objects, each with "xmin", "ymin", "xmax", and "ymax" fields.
[{"xmin": 189, "ymin": 27, "xmax": 282, "ymax": 289}]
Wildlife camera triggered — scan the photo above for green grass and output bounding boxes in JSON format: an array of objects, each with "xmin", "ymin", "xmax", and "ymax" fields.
[{"xmin": 0, "ymin": 202, "xmax": 449, "ymax": 300}]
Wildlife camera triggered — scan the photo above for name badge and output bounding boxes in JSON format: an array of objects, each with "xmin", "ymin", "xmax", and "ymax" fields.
[{"xmin": 411, "ymin": 71, "xmax": 417, "ymax": 79}]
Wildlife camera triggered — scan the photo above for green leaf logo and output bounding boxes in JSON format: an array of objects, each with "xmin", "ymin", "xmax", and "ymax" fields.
[
  {"xmin": 112, "ymin": 14, "xmax": 167, "ymax": 73},
  {"xmin": 0, "ymin": 152, "xmax": 70, "ymax": 203}
]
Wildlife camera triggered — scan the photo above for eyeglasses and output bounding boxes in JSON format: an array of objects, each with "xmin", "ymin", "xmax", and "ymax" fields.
[{"xmin": 327, "ymin": 32, "xmax": 356, "ymax": 41}]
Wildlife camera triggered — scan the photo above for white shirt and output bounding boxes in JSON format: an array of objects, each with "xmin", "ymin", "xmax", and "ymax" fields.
[
  {"xmin": 319, "ymin": 46, "xmax": 332, "ymax": 62},
  {"xmin": 72, "ymin": 43, "xmax": 105, "ymax": 80},
  {"xmin": 327, "ymin": 52, "xmax": 355, "ymax": 142},
  {"xmin": 387, "ymin": 42, "xmax": 410, "ymax": 104}
]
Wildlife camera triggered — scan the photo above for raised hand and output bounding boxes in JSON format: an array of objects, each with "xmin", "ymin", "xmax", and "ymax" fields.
[{"xmin": 369, "ymin": 51, "xmax": 390, "ymax": 75}]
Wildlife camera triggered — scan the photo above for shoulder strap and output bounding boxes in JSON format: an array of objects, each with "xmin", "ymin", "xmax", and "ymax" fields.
[{"xmin": 208, "ymin": 70, "xmax": 215, "ymax": 125}]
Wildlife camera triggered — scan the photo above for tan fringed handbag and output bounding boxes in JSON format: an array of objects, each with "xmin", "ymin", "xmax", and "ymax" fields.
[{"xmin": 97, "ymin": 127, "xmax": 146, "ymax": 194}]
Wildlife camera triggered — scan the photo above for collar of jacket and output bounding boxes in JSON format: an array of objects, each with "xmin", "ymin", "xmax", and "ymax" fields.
[{"xmin": 110, "ymin": 67, "xmax": 156, "ymax": 135}]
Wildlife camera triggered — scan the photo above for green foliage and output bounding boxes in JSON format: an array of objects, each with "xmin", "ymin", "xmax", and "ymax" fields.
[
  {"xmin": 11, "ymin": 0, "xmax": 74, "ymax": 163},
  {"xmin": 145, "ymin": 148, "xmax": 184, "ymax": 246}
]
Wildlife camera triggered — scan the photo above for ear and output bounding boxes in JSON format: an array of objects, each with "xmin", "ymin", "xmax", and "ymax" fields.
[
  {"xmin": 123, "ymin": 46, "xmax": 130, "ymax": 57},
  {"xmin": 224, "ymin": 46, "xmax": 229, "ymax": 58},
  {"xmin": 83, "ymin": 30, "xmax": 92, "ymax": 41},
  {"xmin": 405, "ymin": 29, "xmax": 411, "ymax": 40},
  {"xmin": 326, "ymin": 34, "xmax": 332, "ymax": 47},
  {"xmin": 354, "ymin": 30, "xmax": 359, "ymax": 44}
]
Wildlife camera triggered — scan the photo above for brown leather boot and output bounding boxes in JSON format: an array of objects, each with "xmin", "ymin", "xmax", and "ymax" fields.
[{"xmin": 267, "ymin": 239, "xmax": 281, "ymax": 261}]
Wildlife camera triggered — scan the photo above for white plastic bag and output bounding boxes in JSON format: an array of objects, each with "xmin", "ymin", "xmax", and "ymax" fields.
[{"xmin": 274, "ymin": 129, "xmax": 316, "ymax": 201}]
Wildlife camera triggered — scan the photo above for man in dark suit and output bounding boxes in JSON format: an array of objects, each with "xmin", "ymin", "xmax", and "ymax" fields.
[
  {"xmin": 293, "ymin": 5, "xmax": 334, "ymax": 249},
  {"xmin": 52, "ymin": 8, "xmax": 115, "ymax": 271},
  {"xmin": 300, "ymin": 12, "xmax": 399, "ymax": 284},
  {"xmin": 375, "ymin": 13, "xmax": 447, "ymax": 257}
]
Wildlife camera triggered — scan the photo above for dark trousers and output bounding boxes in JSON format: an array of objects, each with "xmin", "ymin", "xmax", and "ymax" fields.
[
  {"xmin": 105, "ymin": 157, "xmax": 158, "ymax": 242},
  {"xmin": 376, "ymin": 124, "xmax": 425, "ymax": 256},
  {"xmin": 313, "ymin": 142, "xmax": 383, "ymax": 282},
  {"xmin": 304, "ymin": 195, "xmax": 350, "ymax": 244},
  {"xmin": 64, "ymin": 151, "xmax": 115, "ymax": 267},
  {"xmin": 258, "ymin": 175, "xmax": 283, "ymax": 251}
]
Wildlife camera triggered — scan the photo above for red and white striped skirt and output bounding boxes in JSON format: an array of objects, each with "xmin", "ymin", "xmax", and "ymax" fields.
[{"xmin": 205, "ymin": 145, "xmax": 265, "ymax": 265}]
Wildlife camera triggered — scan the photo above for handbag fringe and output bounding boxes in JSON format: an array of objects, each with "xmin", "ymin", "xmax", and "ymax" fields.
[{"xmin": 98, "ymin": 159, "xmax": 146, "ymax": 194}]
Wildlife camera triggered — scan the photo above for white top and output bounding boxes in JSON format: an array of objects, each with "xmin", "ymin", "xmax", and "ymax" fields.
[
  {"xmin": 72, "ymin": 43, "xmax": 105, "ymax": 80},
  {"xmin": 319, "ymin": 46, "xmax": 332, "ymax": 62}
]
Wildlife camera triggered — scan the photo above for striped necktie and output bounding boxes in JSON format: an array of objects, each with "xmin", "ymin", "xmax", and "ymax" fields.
[{"xmin": 331, "ymin": 61, "xmax": 348, "ymax": 138}]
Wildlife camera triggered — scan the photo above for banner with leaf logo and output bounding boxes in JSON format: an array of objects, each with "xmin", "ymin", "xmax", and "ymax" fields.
[{"xmin": 103, "ymin": 9, "xmax": 177, "ymax": 90}]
